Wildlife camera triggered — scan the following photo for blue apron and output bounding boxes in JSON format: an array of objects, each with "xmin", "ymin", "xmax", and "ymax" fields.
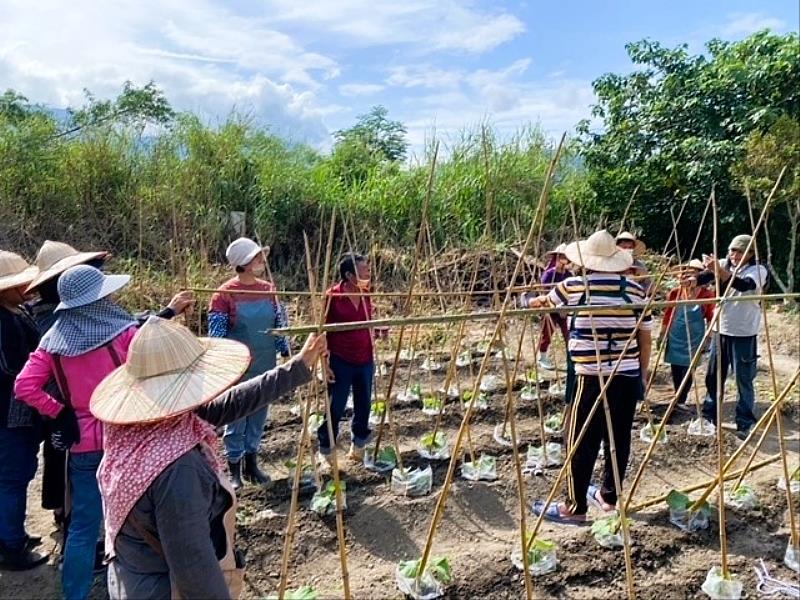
[
  {"xmin": 229, "ymin": 299, "xmax": 277, "ymax": 379},
  {"xmin": 665, "ymin": 304, "xmax": 705, "ymax": 367}
]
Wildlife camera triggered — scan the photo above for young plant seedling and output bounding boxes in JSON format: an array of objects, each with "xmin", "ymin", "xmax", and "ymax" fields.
[
  {"xmin": 396, "ymin": 556, "xmax": 453, "ymax": 599},
  {"xmin": 590, "ymin": 514, "xmax": 633, "ymax": 548},
  {"xmin": 725, "ymin": 483, "xmax": 759, "ymax": 510},
  {"xmin": 520, "ymin": 384, "xmax": 540, "ymax": 402},
  {"xmin": 666, "ymin": 490, "xmax": 713, "ymax": 532},
  {"xmin": 687, "ymin": 417, "xmax": 716, "ymax": 437},
  {"xmin": 544, "ymin": 412, "xmax": 564, "ymax": 435},
  {"xmin": 462, "ymin": 390, "xmax": 490, "ymax": 411},
  {"xmin": 398, "ymin": 383, "xmax": 423, "ymax": 403},
  {"xmin": 778, "ymin": 466, "xmax": 800, "ymax": 495},
  {"xmin": 526, "ymin": 442, "xmax": 563, "ymax": 469},
  {"xmin": 310, "ymin": 480, "xmax": 347, "ymax": 517},
  {"xmin": 422, "ymin": 395, "xmax": 445, "ymax": 415},
  {"xmin": 438, "ymin": 383, "xmax": 460, "ymax": 399},
  {"xmin": 639, "ymin": 422, "xmax": 668, "ymax": 444},
  {"xmin": 391, "ymin": 465, "xmax": 433, "ymax": 497},
  {"xmin": 306, "ymin": 412, "xmax": 324, "ymax": 437},
  {"xmin": 461, "ymin": 454, "xmax": 498, "ymax": 481},
  {"xmin": 369, "ymin": 400, "xmax": 387, "ymax": 425},
  {"xmin": 701, "ymin": 566, "xmax": 743, "ymax": 600},
  {"xmin": 455, "ymin": 349, "xmax": 473, "ymax": 368},
  {"xmin": 512, "ymin": 533, "xmax": 558, "ymax": 576},
  {"xmin": 418, "ymin": 431, "xmax": 449, "ymax": 460},
  {"xmin": 365, "ymin": 445, "xmax": 398, "ymax": 473},
  {"xmin": 420, "ymin": 357, "xmax": 443, "ymax": 372},
  {"xmin": 480, "ymin": 374, "xmax": 501, "ymax": 393},
  {"xmin": 267, "ymin": 585, "xmax": 318, "ymax": 600}
]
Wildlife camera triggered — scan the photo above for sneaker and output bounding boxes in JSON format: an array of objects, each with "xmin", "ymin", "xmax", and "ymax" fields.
[
  {"xmin": 347, "ymin": 444, "xmax": 365, "ymax": 463},
  {"xmin": 735, "ymin": 429, "xmax": 751, "ymax": 441},
  {"xmin": 538, "ymin": 355, "xmax": 555, "ymax": 371}
]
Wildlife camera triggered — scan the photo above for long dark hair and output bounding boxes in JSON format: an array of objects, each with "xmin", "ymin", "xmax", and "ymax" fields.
[{"xmin": 339, "ymin": 253, "xmax": 365, "ymax": 282}]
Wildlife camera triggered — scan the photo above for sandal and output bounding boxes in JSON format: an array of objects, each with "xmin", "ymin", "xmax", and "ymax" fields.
[
  {"xmin": 531, "ymin": 500, "xmax": 588, "ymax": 526},
  {"xmin": 587, "ymin": 484, "xmax": 616, "ymax": 512}
]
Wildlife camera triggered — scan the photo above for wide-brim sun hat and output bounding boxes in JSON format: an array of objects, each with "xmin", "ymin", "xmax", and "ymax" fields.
[
  {"xmin": 26, "ymin": 240, "xmax": 108, "ymax": 293},
  {"xmin": 615, "ymin": 231, "xmax": 646, "ymax": 257},
  {"xmin": 565, "ymin": 230, "xmax": 633, "ymax": 273},
  {"xmin": 545, "ymin": 243, "xmax": 568, "ymax": 256},
  {"xmin": 226, "ymin": 237, "xmax": 269, "ymax": 267},
  {"xmin": 0, "ymin": 251, "xmax": 39, "ymax": 293},
  {"xmin": 55, "ymin": 264, "xmax": 131, "ymax": 311},
  {"xmin": 683, "ymin": 259, "xmax": 705, "ymax": 271},
  {"xmin": 91, "ymin": 316, "xmax": 251, "ymax": 425}
]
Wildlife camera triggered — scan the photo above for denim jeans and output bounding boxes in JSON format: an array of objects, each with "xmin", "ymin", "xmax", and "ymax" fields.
[
  {"xmin": 222, "ymin": 405, "xmax": 269, "ymax": 463},
  {"xmin": 63, "ymin": 451, "xmax": 103, "ymax": 600},
  {"xmin": 703, "ymin": 334, "xmax": 758, "ymax": 432},
  {"xmin": 0, "ymin": 426, "xmax": 39, "ymax": 552},
  {"xmin": 318, "ymin": 355, "xmax": 374, "ymax": 454}
]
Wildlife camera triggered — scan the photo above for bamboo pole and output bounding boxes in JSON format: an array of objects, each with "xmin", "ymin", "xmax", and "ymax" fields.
[
  {"xmin": 623, "ymin": 167, "xmax": 788, "ymax": 512},
  {"xmin": 710, "ymin": 188, "xmax": 731, "ymax": 577},
  {"xmin": 618, "ymin": 185, "xmax": 640, "ymax": 233},
  {"xmin": 372, "ymin": 141, "xmax": 439, "ymax": 462},
  {"xmin": 629, "ymin": 454, "xmax": 782, "ymax": 512},
  {"xmin": 269, "ymin": 292, "xmax": 800, "ymax": 336},
  {"xmin": 413, "ymin": 131, "xmax": 567, "ymax": 589}
]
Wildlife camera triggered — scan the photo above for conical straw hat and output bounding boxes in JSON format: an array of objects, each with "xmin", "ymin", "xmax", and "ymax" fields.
[
  {"xmin": 615, "ymin": 231, "xmax": 646, "ymax": 257},
  {"xmin": 0, "ymin": 251, "xmax": 39, "ymax": 292},
  {"xmin": 26, "ymin": 240, "xmax": 108, "ymax": 292},
  {"xmin": 545, "ymin": 243, "xmax": 568, "ymax": 256},
  {"xmin": 564, "ymin": 230, "xmax": 633, "ymax": 273},
  {"xmin": 91, "ymin": 317, "xmax": 251, "ymax": 425}
]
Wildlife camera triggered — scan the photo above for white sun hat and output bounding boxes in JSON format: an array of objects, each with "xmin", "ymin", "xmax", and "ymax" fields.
[
  {"xmin": 0, "ymin": 251, "xmax": 39, "ymax": 293},
  {"xmin": 545, "ymin": 243, "xmax": 568, "ymax": 256},
  {"xmin": 91, "ymin": 316, "xmax": 251, "ymax": 425},
  {"xmin": 615, "ymin": 231, "xmax": 647, "ymax": 256},
  {"xmin": 225, "ymin": 237, "xmax": 269, "ymax": 267},
  {"xmin": 26, "ymin": 240, "xmax": 108, "ymax": 292},
  {"xmin": 565, "ymin": 230, "xmax": 633, "ymax": 273}
]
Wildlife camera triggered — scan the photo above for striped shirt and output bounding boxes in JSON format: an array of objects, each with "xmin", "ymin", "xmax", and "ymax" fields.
[{"xmin": 545, "ymin": 273, "xmax": 653, "ymax": 376}]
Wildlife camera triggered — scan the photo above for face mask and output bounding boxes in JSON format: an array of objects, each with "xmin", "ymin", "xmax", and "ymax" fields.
[{"xmin": 250, "ymin": 263, "xmax": 266, "ymax": 277}]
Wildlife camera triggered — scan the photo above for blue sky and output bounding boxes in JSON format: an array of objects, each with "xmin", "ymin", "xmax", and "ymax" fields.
[{"xmin": 1, "ymin": 1, "xmax": 795, "ymax": 156}]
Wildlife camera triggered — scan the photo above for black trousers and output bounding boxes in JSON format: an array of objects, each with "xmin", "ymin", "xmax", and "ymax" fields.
[
  {"xmin": 566, "ymin": 373, "xmax": 639, "ymax": 515},
  {"xmin": 670, "ymin": 364, "xmax": 692, "ymax": 405}
]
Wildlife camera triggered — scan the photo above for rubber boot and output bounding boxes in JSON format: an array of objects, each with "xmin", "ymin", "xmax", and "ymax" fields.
[
  {"xmin": 0, "ymin": 542, "xmax": 48, "ymax": 572},
  {"xmin": 228, "ymin": 460, "xmax": 243, "ymax": 491},
  {"xmin": 243, "ymin": 453, "xmax": 271, "ymax": 486}
]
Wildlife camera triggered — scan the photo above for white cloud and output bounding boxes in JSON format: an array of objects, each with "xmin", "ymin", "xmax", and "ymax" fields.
[
  {"xmin": 338, "ymin": 83, "xmax": 385, "ymax": 96},
  {"xmin": 265, "ymin": 0, "xmax": 524, "ymax": 54},
  {"xmin": 720, "ymin": 12, "xmax": 788, "ymax": 37},
  {"xmin": 386, "ymin": 65, "xmax": 464, "ymax": 89},
  {"xmin": 0, "ymin": 0, "xmax": 337, "ymax": 145}
]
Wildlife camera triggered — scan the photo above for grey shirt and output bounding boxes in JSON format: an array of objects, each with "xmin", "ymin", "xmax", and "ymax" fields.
[{"xmin": 108, "ymin": 359, "xmax": 311, "ymax": 600}]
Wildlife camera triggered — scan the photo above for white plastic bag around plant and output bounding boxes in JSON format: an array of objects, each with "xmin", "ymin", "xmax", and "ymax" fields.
[
  {"xmin": 785, "ymin": 542, "xmax": 800, "ymax": 573},
  {"xmin": 286, "ymin": 463, "xmax": 316, "ymax": 492},
  {"xmin": 437, "ymin": 384, "xmax": 460, "ymax": 399},
  {"xmin": 398, "ymin": 349, "xmax": 416, "ymax": 362},
  {"xmin": 420, "ymin": 358, "xmax": 443, "ymax": 372},
  {"xmin": 480, "ymin": 374, "xmax": 502, "ymax": 393},
  {"xmin": 700, "ymin": 566, "xmax": 743, "ymax": 600},
  {"xmin": 391, "ymin": 465, "xmax": 433, "ymax": 497},
  {"xmin": 777, "ymin": 475, "xmax": 800, "ymax": 495},
  {"xmin": 364, "ymin": 445, "xmax": 398, "ymax": 473},
  {"xmin": 669, "ymin": 506, "xmax": 709, "ymax": 532},
  {"xmin": 687, "ymin": 417, "xmax": 716, "ymax": 437},
  {"xmin": 493, "ymin": 423, "xmax": 513, "ymax": 447},
  {"xmin": 455, "ymin": 352, "xmax": 473, "ymax": 368},
  {"xmin": 418, "ymin": 443, "xmax": 450, "ymax": 461},
  {"xmin": 395, "ymin": 562, "xmax": 445, "ymax": 600},
  {"xmin": 289, "ymin": 403, "xmax": 303, "ymax": 417},
  {"xmin": 305, "ymin": 413, "xmax": 324, "ymax": 437},
  {"xmin": 511, "ymin": 547, "xmax": 558, "ymax": 576},
  {"xmin": 525, "ymin": 443, "xmax": 563, "ymax": 468},
  {"xmin": 724, "ymin": 484, "xmax": 759, "ymax": 510},
  {"xmin": 595, "ymin": 532, "xmax": 625, "ymax": 549},
  {"xmin": 310, "ymin": 485, "xmax": 346, "ymax": 517},
  {"xmin": 461, "ymin": 454, "xmax": 498, "ymax": 481},
  {"xmin": 548, "ymin": 382, "xmax": 566, "ymax": 400},
  {"xmin": 520, "ymin": 386, "xmax": 542, "ymax": 402},
  {"xmin": 543, "ymin": 413, "xmax": 564, "ymax": 437},
  {"xmin": 639, "ymin": 423, "xmax": 668, "ymax": 444},
  {"xmin": 396, "ymin": 387, "xmax": 422, "ymax": 403}
]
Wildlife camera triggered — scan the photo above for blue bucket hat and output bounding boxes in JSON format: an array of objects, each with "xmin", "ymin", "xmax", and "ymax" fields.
[{"xmin": 56, "ymin": 264, "xmax": 131, "ymax": 311}]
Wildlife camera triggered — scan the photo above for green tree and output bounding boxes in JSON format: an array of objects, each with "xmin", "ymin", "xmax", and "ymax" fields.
[
  {"xmin": 70, "ymin": 80, "xmax": 175, "ymax": 131},
  {"xmin": 732, "ymin": 116, "xmax": 800, "ymax": 295},
  {"xmin": 578, "ymin": 30, "xmax": 800, "ymax": 279}
]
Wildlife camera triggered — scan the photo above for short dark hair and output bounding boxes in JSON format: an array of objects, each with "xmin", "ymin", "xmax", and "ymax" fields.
[
  {"xmin": 339, "ymin": 253, "xmax": 366, "ymax": 282},
  {"xmin": 235, "ymin": 265, "xmax": 246, "ymax": 274}
]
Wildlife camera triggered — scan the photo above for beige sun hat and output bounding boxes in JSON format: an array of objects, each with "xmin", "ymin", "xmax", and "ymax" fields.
[
  {"xmin": 615, "ymin": 231, "xmax": 646, "ymax": 257},
  {"xmin": 90, "ymin": 317, "xmax": 251, "ymax": 425},
  {"xmin": 565, "ymin": 230, "xmax": 633, "ymax": 273},
  {"xmin": 0, "ymin": 251, "xmax": 39, "ymax": 293},
  {"xmin": 545, "ymin": 242, "xmax": 568, "ymax": 256},
  {"xmin": 684, "ymin": 259, "xmax": 705, "ymax": 271},
  {"xmin": 25, "ymin": 240, "xmax": 108, "ymax": 292}
]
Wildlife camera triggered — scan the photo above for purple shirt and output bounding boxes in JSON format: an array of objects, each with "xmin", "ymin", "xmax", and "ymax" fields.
[{"xmin": 541, "ymin": 266, "xmax": 572, "ymax": 287}]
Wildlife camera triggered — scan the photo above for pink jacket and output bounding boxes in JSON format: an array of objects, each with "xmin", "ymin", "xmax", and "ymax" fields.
[{"xmin": 14, "ymin": 327, "xmax": 137, "ymax": 454}]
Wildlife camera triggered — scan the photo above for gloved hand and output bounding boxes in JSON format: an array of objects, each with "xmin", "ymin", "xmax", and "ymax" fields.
[{"xmin": 49, "ymin": 406, "xmax": 81, "ymax": 451}]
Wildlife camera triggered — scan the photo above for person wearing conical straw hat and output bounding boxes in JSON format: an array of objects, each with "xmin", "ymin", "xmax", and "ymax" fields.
[
  {"xmin": 0, "ymin": 251, "xmax": 49, "ymax": 571},
  {"xmin": 537, "ymin": 243, "xmax": 572, "ymax": 371},
  {"xmin": 684, "ymin": 234, "xmax": 768, "ymax": 439},
  {"xmin": 89, "ymin": 318, "xmax": 325, "ymax": 600},
  {"xmin": 208, "ymin": 237, "xmax": 290, "ymax": 491},
  {"xmin": 520, "ymin": 230, "xmax": 653, "ymax": 524},
  {"xmin": 659, "ymin": 260, "xmax": 714, "ymax": 414},
  {"xmin": 14, "ymin": 265, "xmax": 193, "ymax": 600}
]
